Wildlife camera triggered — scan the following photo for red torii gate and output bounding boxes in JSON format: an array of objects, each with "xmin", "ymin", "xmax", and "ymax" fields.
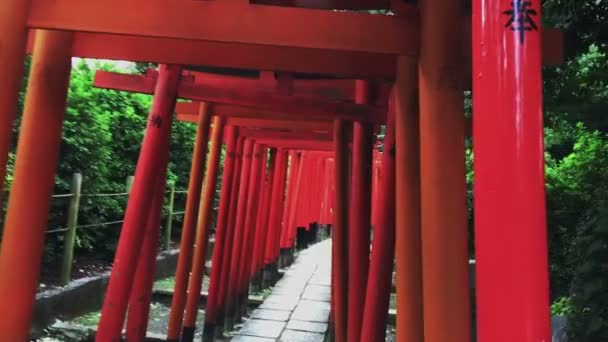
[
  {"xmin": 0, "ymin": 1, "xmax": 562, "ymax": 342},
  {"xmin": 90, "ymin": 69, "xmax": 352, "ymax": 340}
]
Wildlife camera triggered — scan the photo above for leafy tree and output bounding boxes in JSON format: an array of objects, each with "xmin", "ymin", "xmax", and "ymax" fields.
[
  {"xmin": 541, "ymin": 1, "xmax": 608, "ymax": 337},
  {"xmin": 2, "ymin": 59, "xmax": 198, "ymax": 268}
]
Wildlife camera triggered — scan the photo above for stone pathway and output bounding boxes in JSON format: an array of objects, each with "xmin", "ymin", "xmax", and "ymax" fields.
[{"xmin": 233, "ymin": 240, "xmax": 332, "ymax": 342}]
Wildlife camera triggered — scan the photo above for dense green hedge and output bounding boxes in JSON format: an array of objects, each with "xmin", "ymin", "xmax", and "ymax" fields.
[{"xmin": 1, "ymin": 60, "xmax": 197, "ymax": 263}]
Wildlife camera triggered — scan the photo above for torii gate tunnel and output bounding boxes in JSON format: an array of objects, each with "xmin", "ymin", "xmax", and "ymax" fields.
[{"xmin": 0, "ymin": 0, "xmax": 563, "ymax": 341}]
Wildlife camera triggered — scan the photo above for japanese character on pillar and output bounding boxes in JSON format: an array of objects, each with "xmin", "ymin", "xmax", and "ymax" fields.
[
  {"xmin": 148, "ymin": 114, "xmax": 163, "ymax": 128},
  {"xmin": 503, "ymin": 0, "xmax": 538, "ymax": 44}
]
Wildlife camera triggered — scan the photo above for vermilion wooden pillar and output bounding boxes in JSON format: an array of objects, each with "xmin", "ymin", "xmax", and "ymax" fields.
[
  {"xmin": 419, "ymin": 0, "xmax": 470, "ymax": 339},
  {"xmin": 371, "ymin": 148, "xmax": 382, "ymax": 230},
  {"xmin": 0, "ymin": 30, "xmax": 73, "ymax": 341},
  {"xmin": 473, "ymin": 1, "xmax": 551, "ymax": 341},
  {"xmin": 0, "ymin": 0, "xmax": 31, "ymax": 203},
  {"xmin": 166, "ymin": 103, "xmax": 212, "ymax": 342},
  {"xmin": 320, "ymin": 158, "xmax": 330, "ymax": 225},
  {"xmin": 264, "ymin": 149, "xmax": 287, "ymax": 269},
  {"xmin": 348, "ymin": 81, "xmax": 374, "ymax": 342},
  {"xmin": 272, "ymin": 150, "xmax": 293, "ymax": 261},
  {"xmin": 203, "ymin": 126, "xmax": 238, "ymax": 339},
  {"xmin": 126, "ymin": 141, "xmax": 170, "ymax": 341},
  {"xmin": 218, "ymin": 137, "xmax": 245, "ymax": 333},
  {"xmin": 394, "ymin": 57, "xmax": 424, "ymax": 342},
  {"xmin": 224, "ymin": 139, "xmax": 254, "ymax": 328},
  {"xmin": 333, "ymin": 119, "xmax": 349, "ymax": 342},
  {"xmin": 96, "ymin": 64, "xmax": 181, "ymax": 341},
  {"xmin": 360, "ymin": 91, "xmax": 398, "ymax": 342},
  {"xmin": 236, "ymin": 143, "xmax": 266, "ymax": 315},
  {"xmin": 251, "ymin": 149, "xmax": 276, "ymax": 282},
  {"xmin": 182, "ymin": 116, "xmax": 225, "ymax": 342},
  {"xmin": 286, "ymin": 152, "xmax": 305, "ymax": 248},
  {"xmin": 279, "ymin": 151, "xmax": 299, "ymax": 253}
]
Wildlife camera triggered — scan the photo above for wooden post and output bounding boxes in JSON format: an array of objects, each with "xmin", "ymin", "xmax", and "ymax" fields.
[
  {"xmin": 419, "ymin": 0, "xmax": 470, "ymax": 339},
  {"xmin": 165, "ymin": 182, "xmax": 176, "ymax": 251},
  {"xmin": 250, "ymin": 148, "xmax": 275, "ymax": 290},
  {"xmin": 286, "ymin": 152, "xmax": 305, "ymax": 248},
  {"xmin": 394, "ymin": 56, "xmax": 424, "ymax": 342},
  {"xmin": 360, "ymin": 94, "xmax": 398, "ymax": 342},
  {"xmin": 96, "ymin": 64, "xmax": 181, "ymax": 341},
  {"xmin": 263, "ymin": 149, "xmax": 287, "ymax": 278},
  {"xmin": 219, "ymin": 137, "xmax": 246, "ymax": 333},
  {"xmin": 166, "ymin": 103, "xmax": 212, "ymax": 342},
  {"xmin": 60, "ymin": 173, "xmax": 83, "ymax": 286},
  {"xmin": 0, "ymin": 30, "xmax": 73, "ymax": 341},
  {"xmin": 126, "ymin": 184, "xmax": 165, "ymax": 341},
  {"xmin": 181, "ymin": 116, "xmax": 225, "ymax": 342},
  {"xmin": 333, "ymin": 119, "xmax": 349, "ymax": 342},
  {"xmin": 473, "ymin": 0, "xmax": 551, "ymax": 340},
  {"xmin": 348, "ymin": 81, "xmax": 374, "ymax": 342},
  {"xmin": 237, "ymin": 143, "xmax": 266, "ymax": 313},
  {"xmin": 0, "ymin": 0, "xmax": 32, "ymax": 205},
  {"xmin": 125, "ymin": 136, "xmax": 170, "ymax": 341},
  {"xmin": 279, "ymin": 151, "xmax": 299, "ymax": 253},
  {"xmin": 125, "ymin": 175, "xmax": 135, "ymax": 193},
  {"xmin": 203, "ymin": 126, "xmax": 238, "ymax": 339},
  {"xmin": 224, "ymin": 138, "xmax": 254, "ymax": 327}
]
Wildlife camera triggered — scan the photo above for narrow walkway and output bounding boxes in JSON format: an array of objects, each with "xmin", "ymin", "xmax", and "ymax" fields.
[{"xmin": 232, "ymin": 240, "xmax": 332, "ymax": 341}]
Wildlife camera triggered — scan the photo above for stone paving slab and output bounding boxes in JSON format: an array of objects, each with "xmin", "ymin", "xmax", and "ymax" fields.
[
  {"xmin": 264, "ymin": 294, "xmax": 300, "ymax": 306},
  {"xmin": 238, "ymin": 319, "xmax": 286, "ymax": 339},
  {"xmin": 286, "ymin": 320, "xmax": 328, "ymax": 334},
  {"xmin": 259, "ymin": 300, "xmax": 298, "ymax": 311},
  {"xmin": 278, "ymin": 329, "xmax": 325, "ymax": 342},
  {"xmin": 235, "ymin": 240, "xmax": 332, "ymax": 341},
  {"xmin": 297, "ymin": 299, "xmax": 331, "ymax": 312},
  {"xmin": 251, "ymin": 309, "xmax": 292, "ymax": 322},
  {"xmin": 291, "ymin": 305, "xmax": 330, "ymax": 323},
  {"xmin": 302, "ymin": 285, "xmax": 331, "ymax": 302},
  {"xmin": 231, "ymin": 335, "xmax": 276, "ymax": 342}
]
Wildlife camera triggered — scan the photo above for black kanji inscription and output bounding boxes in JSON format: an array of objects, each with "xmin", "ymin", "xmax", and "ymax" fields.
[
  {"xmin": 503, "ymin": 0, "xmax": 538, "ymax": 44},
  {"xmin": 148, "ymin": 115, "xmax": 163, "ymax": 128}
]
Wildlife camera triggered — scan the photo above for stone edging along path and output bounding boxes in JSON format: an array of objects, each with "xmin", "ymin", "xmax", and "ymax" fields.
[{"xmin": 31, "ymin": 249, "xmax": 180, "ymax": 338}]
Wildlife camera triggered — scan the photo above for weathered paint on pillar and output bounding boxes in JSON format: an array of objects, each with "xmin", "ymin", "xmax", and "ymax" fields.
[
  {"xmin": 166, "ymin": 103, "xmax": 212, "ymax": 341},
  {"xmin": 286, "ymin": 152, "xmax": 306, "ymax": 247},
  {"xmin": 251, "ymin": 149, "xmax": 276, "ymax": 276},
  {"xmin": 237, "ymin": 143, "xmax": 266, "ymax": 297},
  {"xmin": 204, "ymin": 126, "xmax": 238, "ymax": 338},
  {"xmin": 0, "ymin": 30, "xmax": 73, "ymax": 341},
  {"xmin": 182, "ymin": 116, "xmax": 225, "ymax": 341},
  {"xmin": 217, "ymin": 137, "xmax": 244, "ymax": 319},
  {"xmin": 224, "ymin": 139, "xmax": 254, "ymax": 321},
  {"xmin": 0, "ymin": 0, "xmax": 32, "ymax": 203},
  {"xmin": 473, "ymin": 1, "xmax": 551, "ymax": 341},
  {"xmin": 266, "ymin": 150, "xmax": 289, "ymax": 264},
  {"xmin": 126, "ymin": 140, "xmax": 170, "ymax": 341},
  {"xmin": 96, "ymin": 64, "xmax": 181, "ymax": 341},
  {"xmin": 348, "ymin": 81, "xmax": 374, "ymax": 342},
  {"xmin": 272, "ymin": 151, "xmax": 293, "ymax": 262},
  {"xmin": 360, "ymin": 90, "xmax": 399, "ymax": 342},
  {"xmin": 394, "ymin": 57, "xmax": 424, "ymax": 342},
  {"xmin": 279, "ymin": 151, "xmax": 298, "ymax": 250},
  {"xmin": 333, "ymin": 119, "xmax": 349, "ymax": 342},
  {"xmin": 419, "ymin": 0, "xmax": 470, "ymax": 339}
]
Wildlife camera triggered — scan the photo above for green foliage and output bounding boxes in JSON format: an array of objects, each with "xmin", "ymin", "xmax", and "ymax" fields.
[
  {"xmin": 551, "ymin": 297, "xmax": 574, "ymax": 316},
  {"xmin": 544, "ymin": 45, "xmax": 608, "ymax": 133},
  {"xmin": 3, "ymin": 59, "xmax": 196, "ymax": 266},
  {"xmin": 542, "ymin": 0, "xmax": 607, "ymax": 58},
  {"xmin": 568, "ymin": 195, "xmax": 608, "ymax": 341},
  {"xmin": 540, "ymin": 9, "xmax": 608, "ymax": 333}
]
